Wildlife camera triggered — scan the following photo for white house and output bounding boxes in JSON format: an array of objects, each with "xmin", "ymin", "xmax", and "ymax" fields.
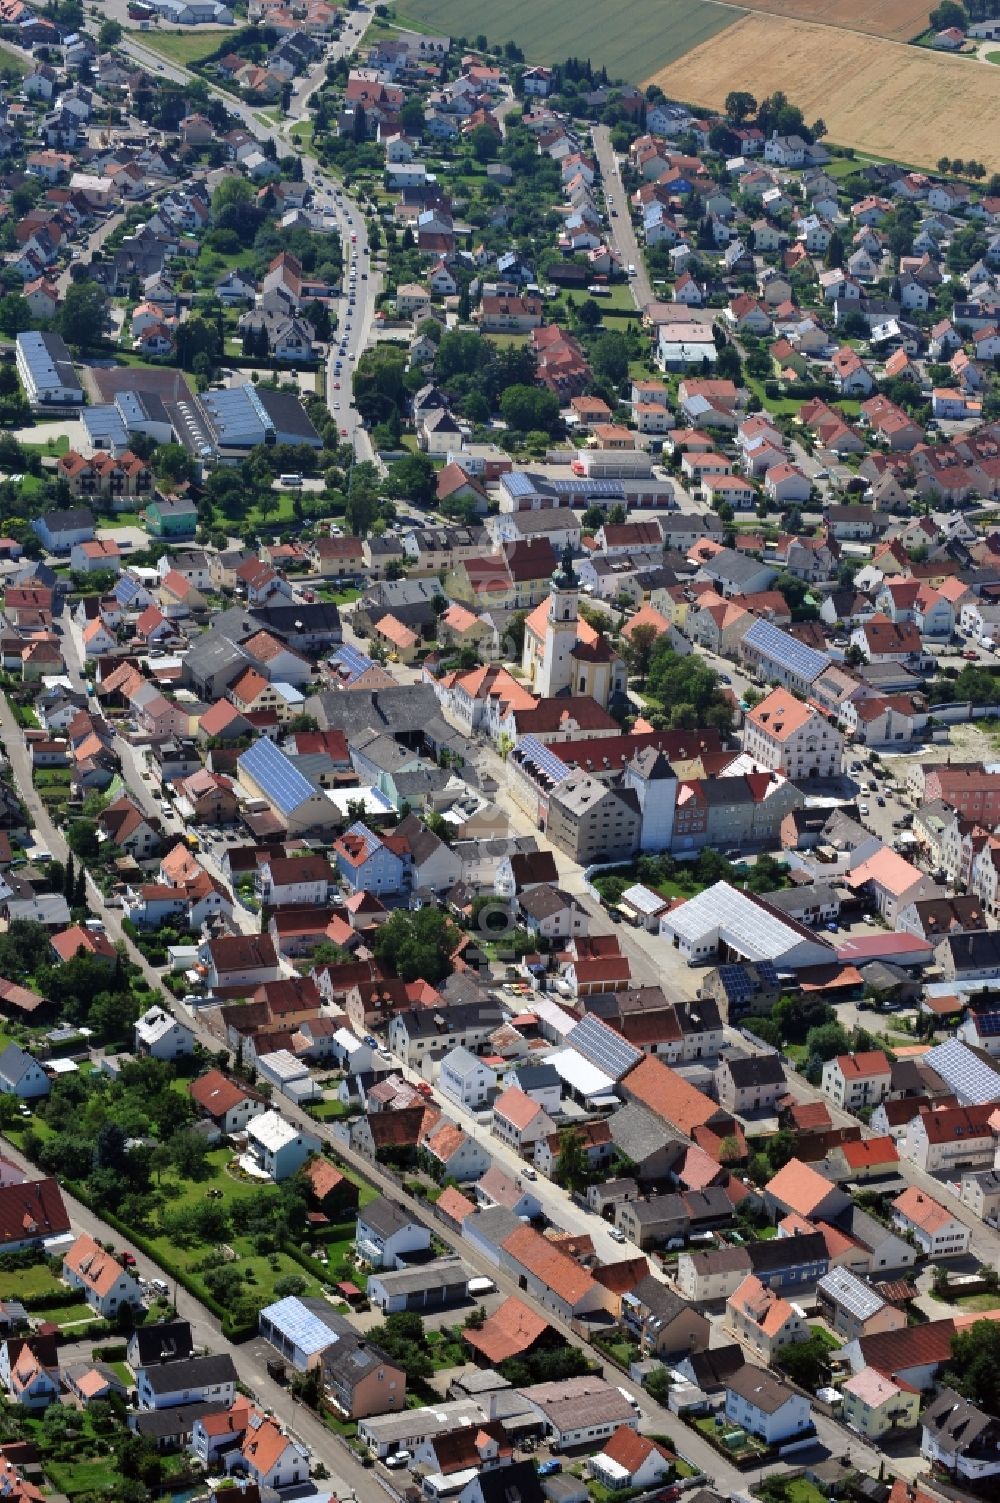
[
  {"xmin": 821, "ymin": 1051, "xmax": 892, "ymax": 1111},
  {"xmin": 0, "ymin": 1044, "xmax": 49, "ymax": 1100},
  {"xmin": 62, "ymin": 1233, "xmax": 144, "ymax": 1318},
  {"xmin": 437, "ymin": 1046, "xmax": 496, "ymax": 1110},
  {"xmin": 355, "ymin": 1196, "xmax": 431, "ymax": 1270},
  {"xmin": 491, "ymin": 1086, "xmax": 556, "ymax": 1154},
  {"xmin": 245, "ymin": 1110, "xmax": 320, "ymax": 1182},
  {"xmin": 922, "ymin": 1388, "xmax": 1000, "ymax": 1483},
  {"xmin": 891, "ymin": 1187, "xmax": 971, "ymax": 1258},
  {"xmin": 742, "ymin": 687, "xmax": 843, "ymax": 780},
  {"xmin": 137, "ymin": 1352, "xmax": 238, "ymax": 1411},
  {"xmin": 134, "ymin": 1005, "xmax": 194, "ymax": 1060},
  {"xmin": 725, "ymin": 1365, "xmax": 813, "ymax": 1445}
]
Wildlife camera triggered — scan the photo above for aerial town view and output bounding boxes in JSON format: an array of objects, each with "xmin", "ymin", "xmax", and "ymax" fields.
[{"xmin": 0, "ymin": 3, "xmax": 1000, "ymax": 1503}]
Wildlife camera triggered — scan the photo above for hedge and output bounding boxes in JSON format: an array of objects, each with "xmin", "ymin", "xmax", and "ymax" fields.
[{"xmin": 64, "ymin": 1180, "xmax": 257, "ymax": 1345}]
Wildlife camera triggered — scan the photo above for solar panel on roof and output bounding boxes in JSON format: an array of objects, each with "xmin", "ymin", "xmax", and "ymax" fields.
[
  {"xmin": 332, "ymin": 642, "xmax": 375, "ymax": 683},
  {"xmin": 503, "ymin": 472, "xmax": 536, "ymax": 495},
  {"xmin": 239, "ymin": 737, "xmax": 316, "ymax": 816},
  {"xmin": 567, "ymin": 1013, "xmax": 642, "ymax": 1081},
  {"xmin": 517, "ymin": 736, "xmax": 570, "ymax": 788},
  {"xmin": 744, "ymin": 617, "xmax": 829, "ymax": 681}
]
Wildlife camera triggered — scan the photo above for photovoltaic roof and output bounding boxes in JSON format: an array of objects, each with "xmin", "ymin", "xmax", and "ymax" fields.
[
  {"xmin": 239, "ymin": 737, "xmax": 316, "ymax": 816},
  {"xmin": 261, "ymin": 1296, "xmax": 339, "ymax": 1356},
  {"xmin": 744, "ymin": 617, "xmax": 829, "ymax": 682},
  {"xmin": 332, "ymin": 642, "xmax": 375, "ymax": 684},
  {"xmin": 925, "ymin": 1038, "xmax": 1000, "ymax": 1106},
  {"xmin": 566, "ymin": 1013, "xmax": 642, "ymax": 1081},
  {"xmin": 515, "ymin": 736, "xmax": 570, "ymax": 787}
]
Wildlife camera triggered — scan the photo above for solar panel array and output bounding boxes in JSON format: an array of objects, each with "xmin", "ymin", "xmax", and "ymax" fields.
[
  {"xmin": 744, "ymin": 616, "xmax": 830, "ymax": 682},
  {"xmin": 567, "ymin": 1013, "xmax": 642, "ymax": 1081},
  {"xmin": 263, "ymin": 1296, "xmax": 339, "ymax": 1356},
  {"xmin": 926, "ymin": 1037, "xmax": 1000, "ymax": 1106},
  {"xmin": 972, "ymin": 1009, "xmax": 1000, "ymax": 1037},
  {"xmin": 514, "ymin": 735, "xmax": 570, "ymax": 789},
  {"xmin": 344, "ymin": 821, "xmax": 380, "ymax": 857},
  {"xmin": 332, "ymin": 642, "xmax": 375, "ymax": 684},
  {"xmin": 502, "ymin": 471, "xmax": 537, "ymax": 497},
  {"xmin": 717, "ymin": 964, "xmax": 756, "ymax": 1004},
  {"xmin": 239, "ymin": 737, "xmax": 317, "ymax": 816}
]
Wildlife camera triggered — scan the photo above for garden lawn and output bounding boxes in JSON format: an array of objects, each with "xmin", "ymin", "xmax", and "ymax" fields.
[
  {"xmin": 136, "ymin": 28, "xmax": 231, "ymax": 65},
  {"xmin": 44, "ymin": 1460, "xmax": 123, "ymax": 1497},
  {"xmin": 0, "ymin": 1263, "xmax": 63, "ymax": 1300},
  {"xmin": 0, "ymin": 42, "xmax": 28, "ymax": 76},
  {"xmin": 29, "ymin": 1299, "xmax": 95, "ymax": 1328}
]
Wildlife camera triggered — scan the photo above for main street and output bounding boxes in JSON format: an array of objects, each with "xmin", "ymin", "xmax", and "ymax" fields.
[
  {"xmin": 115, "ymin": 15, "xmax": 381, "ymax": 463},
  {"xmin": 592, "ymin": 124, "xmax": 651, "ymax": 311}
]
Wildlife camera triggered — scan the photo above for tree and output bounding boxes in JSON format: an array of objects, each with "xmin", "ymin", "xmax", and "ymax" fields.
[
  {"xmin": 385, "ymin": 450, "xmax": 436, "ymax": 505},
  {"xmin": 152, "ymin": 443, "xmax": 194, "ymax": 489},
  {"xmin": 776, "ymin": 1333, "xmax": 833, "ymax": 1390},
  {"xmin": 591, "ymin": 330, "xmax": 630, "ymax": 386},
  {"xmin": 554, "ymin": 1129, "xmax": 588, "ymax": 1191},
  {"xmin": 725, "ymin": 90, "xmax": 756, "ymax": 124},
  {"xmin": 66, "ymin": 819, "xmax": 99, "ymax": 859},
  {"xmin": 577, "ymin": 298, "xmax": 603, "ymax": 329},
  {"xmin": 929, "ymin": 0, "xmax": 968, "ymax": 31},
  {"xmin": 98, "ymin": 18, "xmax": 122, "ymax": 45},
  {"xmin": 373, "ymin": 907, "xmax": 460, "ymax": 985},
  {"xmin": 500, "ymin": 384, "xmax": 561, "ymax": 436},
  {"xmin": 58, "ymin": 280, "xmax": 108, "ymax": 348},
  {"xmin": 825, "ymin": 229, "xmax": 844, "ymax": 269},
  {"xmin": 623, "ymin": 623, "xmax": 659, "ymax": 684},
  {"xmin": 644, "ymin": 1366, "xmax": 672, "ymax": 1404},
  {"xmin": 946, "ymin": 1320, "xmax": 1000, "ymax": 1414},
  {"xmin": 471, "ymin": 123, "xmax": 497, "ymax": 162}
]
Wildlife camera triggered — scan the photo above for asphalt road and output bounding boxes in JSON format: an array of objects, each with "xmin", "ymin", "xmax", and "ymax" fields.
[
  {"xmin": 117, "ymin": 13, "xmax": 380, "ymax": 463},
  {"xmin": 592, "ymin": 124, "xmax": 651, "ymax": 311}
]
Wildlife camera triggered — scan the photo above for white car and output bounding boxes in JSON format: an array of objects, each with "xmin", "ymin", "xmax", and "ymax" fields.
[
  {"xmin": 609, "ymin": 1227, "xmax": 626, "ymax": 1243},
  {"xmin": 384, "ymin": 1452, "xmax": 411, "ymax": 1470}
]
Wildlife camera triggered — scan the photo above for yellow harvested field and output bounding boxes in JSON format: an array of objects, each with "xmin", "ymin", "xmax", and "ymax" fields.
[
  {"xmin": 647, "ymin": 15, "xmax": 1000, "ymax": 173},
  {"xmin": 741, "ymin": 0, "xmax": 928, "ymax": 42}
]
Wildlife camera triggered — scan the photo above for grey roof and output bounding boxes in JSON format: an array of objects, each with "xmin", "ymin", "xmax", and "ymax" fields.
[
  {"xmin": 0, "ymin": 1043, "xmax": 43, "ymax": 1087},
  {"xmin": 726, "ymin": 1363, "xmax": 797, "ymax": 1414},
  {"xmin": 128, "ymin": 1319, "xmax": 193, "ymax": 1366},
  {"xmin": 922, "ymin": 1387, "xmax": 999, "ymax": 1454},
  {"xmin": 251, "ymin": 601, "xmax": 342, "ymax": 638},
  {"xmin": 393, "ymin": 1002, "xmax": 504, "ymax": 1041},
  {"xmin": 748, "ymin": 1231, "xmax": 828, "ymax": 1276},
  {"xmin": 609, "ymin": 1103, "xmax": 684, "ymax": 1164},
  {"xmin": 721, "ymin": 1054, "xmax": 786, "ymax": 1089},
  {"xmin": 758, "ymin": 883, "xmax": 840, "ymax": 915},
  {"xmin": 466, "ymin": 1204, "xmax": 523, "ymax": 1253},
  {"xmin": 324, "ymin": 1334, "xmax": 401, "ymax": 1385},
  {"xmin": 139, "ymin": 1353, "xmax": 237, "ymax": 1394},
  {"xmin": 703, "ymin": 548, "xmax": 774, "ymax": 587},
  {"xmin": 441, "ymin": 1044, "xmax": 484, "ymax": 1078},
  {"xmin": 358, "ymin": 1194, "xmax": 428, "ymax": 1240},
  {"xmin": 817, "ymin": 1268, "xmax": 887, "ymax": 1322},
  {"xmin": 626, "ymin": 1273, "xmax": 690, "ymax": 1324},
  {"xmin": 370, "ymin": 1257, "xmax": 469, "ymax": 1296},
  {"xmin": 314, "ymin": 683, "xmax": 441, "ymax": 737},
  {"xmin": 510, "ymin": 1063, "xmax": 560, "ymax": 1091},
  {"xmin": 132, "ymin": 1401, "xmax": 227, "ymax": 1439}
]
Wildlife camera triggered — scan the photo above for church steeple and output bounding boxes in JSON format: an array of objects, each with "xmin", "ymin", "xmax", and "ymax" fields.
[{"xmin": 552, "ymin": 541, "xmax": 578, "ymax": 593}]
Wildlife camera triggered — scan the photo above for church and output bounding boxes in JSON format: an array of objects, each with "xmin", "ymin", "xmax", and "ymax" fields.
[{"xmin": 521, "ymin": 546, "xmax": 627, "ymax": 709}]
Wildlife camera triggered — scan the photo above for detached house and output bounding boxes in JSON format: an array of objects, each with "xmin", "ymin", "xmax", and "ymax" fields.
[
  {"xmin": 62, "ymin": 1233, "xmax": 143, "ymax": 1317},
  {"xmin": 821, "ymin": 1051, "xmax": 892, "ymax": 1111}
]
